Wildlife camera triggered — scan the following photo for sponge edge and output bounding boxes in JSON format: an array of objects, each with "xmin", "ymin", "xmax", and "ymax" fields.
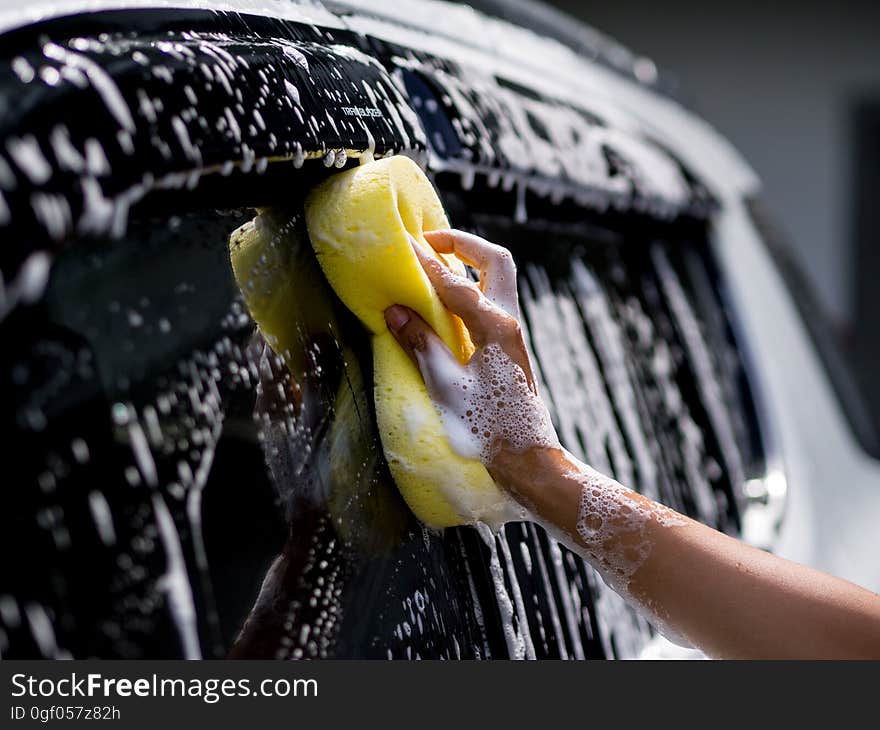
[
  {"xmin": 305, "ymin": 156, "xmax": 470, "ymax": 357},
  {"xmin": 305, "ymin": 156, "xmax": 522, "ymax": 528}
]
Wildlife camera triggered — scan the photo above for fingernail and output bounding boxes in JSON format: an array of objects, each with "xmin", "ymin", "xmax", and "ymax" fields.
[{"xmin": 384, "ymin": 305, "xmax": 410, "ymax": 332}]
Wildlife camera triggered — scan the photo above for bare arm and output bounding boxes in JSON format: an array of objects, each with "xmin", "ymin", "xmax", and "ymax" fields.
[
  {"xmin": 384, "ymin": 228, "xmax": 880, "ymax": 659},
  {"xmin": 492, "ymin": 446, "xmax": 880, "ymax": 658}
]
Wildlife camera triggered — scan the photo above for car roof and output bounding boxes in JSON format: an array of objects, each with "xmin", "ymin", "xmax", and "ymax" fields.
[{"xmin": 0, "ymin": 0, "xmax": 759, "ymax": 206}]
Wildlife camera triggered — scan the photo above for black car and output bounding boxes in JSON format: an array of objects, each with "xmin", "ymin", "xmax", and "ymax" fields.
[{"xmin": 0, "ymin": 0, "xmax": 783, "ymax": 659}]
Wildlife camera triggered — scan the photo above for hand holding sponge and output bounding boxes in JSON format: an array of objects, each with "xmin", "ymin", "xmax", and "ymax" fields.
[{"xmin": 305, "ymin": 156, "xmax": 522, "ymax": 528}]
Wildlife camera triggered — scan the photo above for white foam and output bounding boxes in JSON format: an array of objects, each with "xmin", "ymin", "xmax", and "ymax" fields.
[
  {"xmin": 476, "ymin": 523, "xmax": 535, "ymax": 659},
  {"xmin": 429, "ymin": 343, "xmax": 559, "ymax": 466},
  {"xmin": 565, "ymin": 465, "xmax": 691, "ymax": 647}
]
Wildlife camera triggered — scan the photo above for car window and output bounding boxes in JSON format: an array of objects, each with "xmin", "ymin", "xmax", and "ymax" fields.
[
  {"xmin": 2, "ymin": 185, "xmax": 767, "ymax": 659},
  {"xmin": 3, "ymin": 206, "xmax": 507, "ymax": 659},
  {"xmin": 0, "ymin": 5, "xmax": 771, "ymax": 660}
]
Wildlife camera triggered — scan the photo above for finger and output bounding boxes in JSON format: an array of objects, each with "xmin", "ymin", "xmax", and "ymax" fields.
[
  {"xmin": 408, "ymin": 238, "xmax": 533, "ymax": 389},
  {"xmin": 424, "ymin": 229, "xmax": 520, "ymax": 318},
  {"xmin": 410, "ymin": 235, "xmax": 509, "ymax": 346},
  {"xmin": 384, "ymin": 305, "xmax": 461, "ymax": 397}
]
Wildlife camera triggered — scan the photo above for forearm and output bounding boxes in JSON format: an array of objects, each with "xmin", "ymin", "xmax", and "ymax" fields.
[
  {"xmin": 386, "ymin": 228, "xmax": 880, "ymax": 659},
  {"xmin": 491, "ymin": 447, "xmax": 880, "ymax": 659}
]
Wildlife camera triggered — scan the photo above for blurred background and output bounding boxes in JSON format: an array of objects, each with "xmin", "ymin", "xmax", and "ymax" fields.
[{"xmin": 546, "ymin": 0, "xmax": 880, "ymax": 434}]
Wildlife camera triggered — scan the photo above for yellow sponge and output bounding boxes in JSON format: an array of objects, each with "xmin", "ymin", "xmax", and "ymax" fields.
[
  {"xmin": 305, "ymin": 156, "xmax": 520, "ymax": 528},
  {"xmin": 229, "ymin": 209, "xmax": 337, "ymax": 376},
  {"xmin": 229, "ymin": 212, "xmax": 411, "ymax": 554}
]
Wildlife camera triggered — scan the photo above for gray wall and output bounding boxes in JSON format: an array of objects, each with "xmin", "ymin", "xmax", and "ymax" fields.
[{"xmin": 548, "ymin": 0, "xmax": 880, "ymax": 325}]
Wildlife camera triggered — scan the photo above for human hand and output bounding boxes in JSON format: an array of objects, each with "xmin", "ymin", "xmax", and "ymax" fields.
[{"xmin": 383, "ymin": 229, "xmax": 560, "ymax": 481}]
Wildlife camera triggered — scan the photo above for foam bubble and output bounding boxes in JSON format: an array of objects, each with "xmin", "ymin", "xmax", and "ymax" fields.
[
  {"xmin": 433, "ymin": 343, "xmax": 559, "ymax": 465},
  {"xmin": 421, "ymin": 331, "xmax": 691, "ymax": 646},
  {"xmin": 567, "ymin": 466, "xmax": 690, "ymax": 646}
]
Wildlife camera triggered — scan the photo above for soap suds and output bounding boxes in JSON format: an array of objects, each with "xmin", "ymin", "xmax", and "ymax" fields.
[
  {"xmin": 420, "ymin": 342, "xmax": 559, "ymax": 465},
  {"xmin": 567, "ymin": 466, "xmax": 690, "ymax": 647},
  {"xmin": 415, "ymin": 308, "xmax": 691, "ymax": 645},
  {"xmin": 476, "ymin": 523, "xmax": 535, "ymax": 659}
]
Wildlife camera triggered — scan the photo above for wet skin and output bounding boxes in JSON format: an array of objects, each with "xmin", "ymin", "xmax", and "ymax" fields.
[{"xmin": 385, "ymin": 228, "xmax": 880, "ymax": 659}]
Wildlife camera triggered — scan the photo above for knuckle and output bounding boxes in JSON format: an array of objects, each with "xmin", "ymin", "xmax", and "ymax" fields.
[
  {"xmin": 435, "ymin": 261, "xmax": 462, "ymax": 284},
  {"xmin": 494, "ymin": 246, "xmax": 513, "ymax": 261},
  {"xmin": 495, "ymin": 247, "xmax": 516, "ymax": 270},
  {"xmin": 493, "ymin": 312, "xmax": 521, "ymax": 338},
  {"xmin": 406, "ymin": 328, "xmax": 429, "ymax": 353},
  {"xmin": 424, "ymin": 256, "xmax": 446, "ymax": 275},
  {"xmin": 398, "ymin": 320, "xmax": 427, "ymax": 352},
  {"xmin": 448, "ymin": 276, "xmax": 479, "ymax": 297}
]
